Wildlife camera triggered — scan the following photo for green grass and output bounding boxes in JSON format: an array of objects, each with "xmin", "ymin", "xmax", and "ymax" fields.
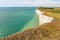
[{"xmin": 37, "ymin": 7, "xmax": 60, "ymax": 19}]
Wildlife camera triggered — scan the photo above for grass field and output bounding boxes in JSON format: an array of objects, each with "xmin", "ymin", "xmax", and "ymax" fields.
[{"xmin": 37, "ymin": 7, "xmax": 60, "ymax": 19}]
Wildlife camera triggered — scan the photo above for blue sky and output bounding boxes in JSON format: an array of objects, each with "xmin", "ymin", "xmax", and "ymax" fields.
[{"xmin": 0, "ymin": 0, "xmax": 60, "ymax": 7}]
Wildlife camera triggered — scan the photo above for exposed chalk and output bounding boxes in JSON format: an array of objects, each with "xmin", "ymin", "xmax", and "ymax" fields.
[{"xmin": 36, "ymin": 9, "xmax": 54, "ymax": 25}]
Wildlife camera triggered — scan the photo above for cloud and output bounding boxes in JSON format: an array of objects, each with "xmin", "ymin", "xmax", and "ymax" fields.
[
  {"xmin": 0, "ymin": 0, "xmax": 60, "ymax": 7},
  {"xmin": 36, "ymin": 0, "xmax": 60, "ymax": 7},
  {"xmin": 0, "ymin": 0, "xmax": 36, "ymax": 7}
]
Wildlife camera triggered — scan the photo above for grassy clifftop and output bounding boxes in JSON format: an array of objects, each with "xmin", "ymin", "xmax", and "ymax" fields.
[
  {"xmin": 37, "ymin": 7, "xmax": 60, "ymax": 19},
  {"xmin": 4, "ymin": 19, "xmax": 60, "ymax": 40}
]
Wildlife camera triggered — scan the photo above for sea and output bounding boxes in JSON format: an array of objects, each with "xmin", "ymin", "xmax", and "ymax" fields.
[{"xmin": 0, "ymin": 7, "xmax": 37, "ymax": 38}]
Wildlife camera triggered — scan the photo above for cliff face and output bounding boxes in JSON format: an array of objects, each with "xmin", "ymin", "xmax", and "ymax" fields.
[{"xmin": 36, "ymin": 9, "xmax": 54, "ymax": 25}]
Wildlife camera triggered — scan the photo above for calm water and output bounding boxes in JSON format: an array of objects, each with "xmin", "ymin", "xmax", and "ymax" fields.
[{"xmin": 0, "ymin": 7, "xmax": 36, "ymax": 38}]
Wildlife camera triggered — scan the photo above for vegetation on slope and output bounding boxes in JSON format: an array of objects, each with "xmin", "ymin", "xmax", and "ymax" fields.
[
  {"xmin": 37, "ymin": 7, "xmax": 60, "ymax": 19},
  {"xmin": 4, "ymin": 19, "xmax": 60, "ymax": 40}
]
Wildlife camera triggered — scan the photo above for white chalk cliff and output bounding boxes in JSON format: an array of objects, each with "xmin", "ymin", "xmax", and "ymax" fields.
[{"xmin": 36, "ymin": 9, "xmax": 54, "ymax": 25}]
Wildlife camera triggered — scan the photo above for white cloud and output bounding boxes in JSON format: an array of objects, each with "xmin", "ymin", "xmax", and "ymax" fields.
[
  {"xmin": 0, "ymin": 0, "xmax": 60, "ymax": 7},
  {"xmin": 0, "ymin": 0, "xmax": 36, "ymax": 7},
  {"xmin": 35, "ymin": 0, "xmax": 60, "ymax": 7}
]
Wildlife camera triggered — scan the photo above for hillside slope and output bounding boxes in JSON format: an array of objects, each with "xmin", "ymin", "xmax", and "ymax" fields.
[{"xmin": 4, "ymin": 18, "xmax": 60, "ymax": 40}]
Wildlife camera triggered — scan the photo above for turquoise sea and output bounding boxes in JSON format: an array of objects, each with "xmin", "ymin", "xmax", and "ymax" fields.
[{"xmin": 0, "ymin": 7, "xmax": 38, "ymax": 38}]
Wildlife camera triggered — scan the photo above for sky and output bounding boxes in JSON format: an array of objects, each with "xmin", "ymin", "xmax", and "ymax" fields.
[{"xmin": 0, "ymin": 0, "xmax": 60, "ymax": 7}]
